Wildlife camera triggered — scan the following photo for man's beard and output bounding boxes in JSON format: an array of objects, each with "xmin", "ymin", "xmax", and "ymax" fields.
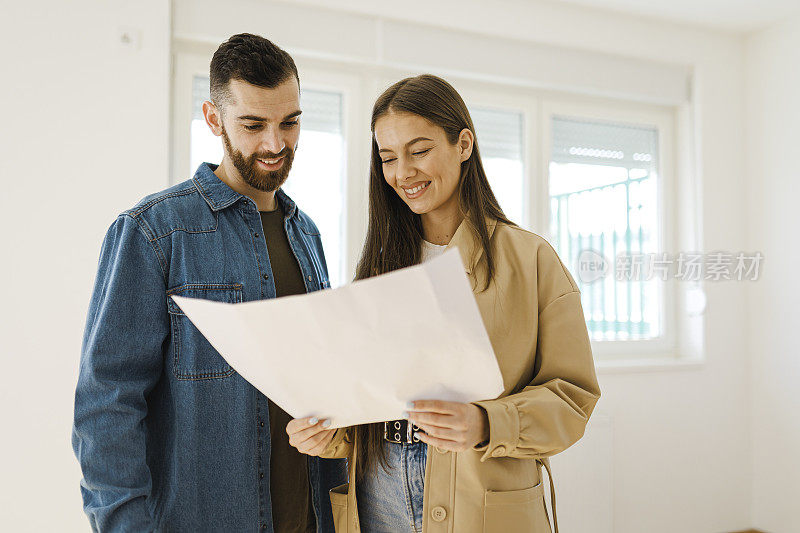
[{"xmin": 221, "ymin": 126, "xmax": 295, "ymax": 192}]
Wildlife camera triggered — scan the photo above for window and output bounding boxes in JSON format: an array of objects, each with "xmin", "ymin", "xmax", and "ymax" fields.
[
  {"xmin": 176, "ymin": 53, "xmax": 683, "ymax": 360},
  {"xmin": 189, "ymin": 76, "xmax": 223, "ymax": 171},
  {"xmin": 189, "ymin": 76, "xmax": 346, "ymax": 287},
  {"xmin": 549, "ymin": 115, "xmax": 662, "ymax": 342},
  {"xmin": 469, "ymin": 107, "xmax": 525, "ymax": 226}
]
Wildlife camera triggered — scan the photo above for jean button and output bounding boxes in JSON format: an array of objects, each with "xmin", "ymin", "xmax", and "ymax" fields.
[{"xmin": 263, "ymin": 273, "xmax": 269, "ymax": 280}]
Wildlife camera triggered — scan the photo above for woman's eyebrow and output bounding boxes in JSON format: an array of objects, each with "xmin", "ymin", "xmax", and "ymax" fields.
[{"xmin": 378, "ymin": 137, "xmax": 433, "ymax": 153}]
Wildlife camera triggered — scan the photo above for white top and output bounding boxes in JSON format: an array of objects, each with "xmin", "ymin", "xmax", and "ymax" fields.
[{"xmin": 421, "ymin": 239, "xmax": 448, "ymax": 263}]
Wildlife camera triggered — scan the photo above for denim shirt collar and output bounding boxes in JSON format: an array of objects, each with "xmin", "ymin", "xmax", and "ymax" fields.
[{"xmin": 192, "ymin": 162, "xmax": 297, "ymax": 217}]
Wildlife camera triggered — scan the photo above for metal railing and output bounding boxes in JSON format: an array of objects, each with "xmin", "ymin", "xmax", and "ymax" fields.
[{"xmin": 550, "ymin": 173, "xmax": 656, "ymax": 341}]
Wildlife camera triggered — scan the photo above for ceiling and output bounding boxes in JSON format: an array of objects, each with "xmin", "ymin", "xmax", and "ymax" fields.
[{"xmin": 546, "ymin": 0, "xmax": 800, "ymax": 33}]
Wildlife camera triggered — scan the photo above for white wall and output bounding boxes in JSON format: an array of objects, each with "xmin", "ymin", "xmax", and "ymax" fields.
[
  {"xmin": 1, "ymin": 0, "xmax": 766, "ymax": 531},
  {"xmin": 745, "ymin": 14, "xmax": 800, "ymax": 533},
  {"xmin": 0, "ymin": 0, "xmax": 170, "ymax": 531}
]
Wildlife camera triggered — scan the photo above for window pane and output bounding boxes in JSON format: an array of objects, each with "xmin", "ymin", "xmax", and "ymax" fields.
[
  {"xmin": 469, "ymin": 107, "xmax": 525, "ymax": 226},
  {"xmin": 282, "ymin": 91, "xmax": 345, "ymax": 288},
  {"xmin": 190, "ymin": 76, "xmax": 223, "ymax": 172},
  {"xmin": 190, "ymin": 76, "xmax": 346, "ymax": 287},
  {"xmin": 549, "ymin": 116, "xmax": 661, "ymax": 341}
]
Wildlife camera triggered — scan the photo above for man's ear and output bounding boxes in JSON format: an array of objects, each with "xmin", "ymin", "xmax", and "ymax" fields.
[
  {"xmin": 458, "ymin": 128, "xmax": 474, "ymax": 163},
  {"xmin": 203, "ymin": 100, "xmax": 223, "ymax": 137}
]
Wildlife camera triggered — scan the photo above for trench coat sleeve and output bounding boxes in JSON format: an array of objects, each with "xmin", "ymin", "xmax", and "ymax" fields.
[
  {"xmin": 319, "ymin": 426, "xmax": 354, "ymax": 459},
  {"xmin": 472, "ymin": 287, "xmax": 601, "ymax": 462}
]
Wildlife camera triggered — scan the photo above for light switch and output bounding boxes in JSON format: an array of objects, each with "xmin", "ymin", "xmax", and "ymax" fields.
[{"xmin": 117, "ymin": 26, "xmax": 141, "ymax": 51}]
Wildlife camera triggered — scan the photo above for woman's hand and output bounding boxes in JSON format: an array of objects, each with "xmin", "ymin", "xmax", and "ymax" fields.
[
  {"xmin": 406, "ymin": 400, "xmax": 489, "ymax": 452},
  {"xmin": 286, "ymin": 417, "xmax": 336, "ymax": 456}
]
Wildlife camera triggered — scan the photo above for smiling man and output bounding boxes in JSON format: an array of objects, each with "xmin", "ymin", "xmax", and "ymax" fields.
[{"xmin": 72, "ymin": 33, "xmax": 345, "ymax": 532}]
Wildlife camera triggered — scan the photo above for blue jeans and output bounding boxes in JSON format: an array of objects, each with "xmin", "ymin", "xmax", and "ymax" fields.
[{"xmin": 357, "ymin": 441, "xmax": 428, "ymax": 533}]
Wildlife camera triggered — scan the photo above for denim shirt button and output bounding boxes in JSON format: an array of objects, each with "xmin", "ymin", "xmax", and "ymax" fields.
[{"xmin": 263, "ymin": 273, "xmax": 269, "ymax": 280}]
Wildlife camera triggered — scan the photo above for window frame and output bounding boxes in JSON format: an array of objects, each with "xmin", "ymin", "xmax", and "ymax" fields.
[
  {"xmin": 540, "ymin": 97, "xmax": 677, "ymax": 359},
  {"xmin": 173, "ymin": 50, "xmax": 685, "ymax": 361}
]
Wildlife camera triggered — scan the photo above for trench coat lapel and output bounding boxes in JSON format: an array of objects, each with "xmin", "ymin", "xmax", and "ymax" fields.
[{"xmin": 444, "ymin": 216, "xmax": 498, "ymax": 274}]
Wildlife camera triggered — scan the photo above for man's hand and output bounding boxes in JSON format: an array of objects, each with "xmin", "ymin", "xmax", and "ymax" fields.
[
  {"xmin": 406, "ymin": 400, "xmax": 489, "ymax": 452},
  {"xmin": 287, "ymin": 417, "xmax": 336, "ymax": 456}
]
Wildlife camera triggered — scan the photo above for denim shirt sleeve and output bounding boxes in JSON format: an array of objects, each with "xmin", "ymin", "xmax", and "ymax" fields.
[{"xmin": 72, "ymin": 214, "xmax": 168, "ymax": 532}]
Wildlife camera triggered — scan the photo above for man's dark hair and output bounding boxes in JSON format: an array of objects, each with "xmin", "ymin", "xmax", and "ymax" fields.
[{"xmin": 209, "ymin": 33, "xmax": 299, "ymax": 107}]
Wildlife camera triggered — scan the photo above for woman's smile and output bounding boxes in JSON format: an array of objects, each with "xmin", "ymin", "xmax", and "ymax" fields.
[{"xmin": 402, "ymin": 180, "xmax": 431, "ymax": 199}]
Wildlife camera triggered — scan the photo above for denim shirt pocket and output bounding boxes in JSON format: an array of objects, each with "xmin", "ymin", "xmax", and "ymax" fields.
[{"xmin": 166, "ymin": 283, "xmax": 243, "ymax": 380}]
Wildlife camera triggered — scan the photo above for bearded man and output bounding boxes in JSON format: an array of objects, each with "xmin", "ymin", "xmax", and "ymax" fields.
[{"xmin": 72, "ymin": 33, "xmax": 346, "ymax": 533}]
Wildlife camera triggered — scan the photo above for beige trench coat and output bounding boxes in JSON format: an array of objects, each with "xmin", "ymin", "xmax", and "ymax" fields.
[{"xmin": 321, "ymin": 218, "xmax": 601, "ymax": 533}]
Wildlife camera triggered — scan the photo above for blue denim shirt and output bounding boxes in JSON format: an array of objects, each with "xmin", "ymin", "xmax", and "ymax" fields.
[{"xmin": 72, "ymin": 163, "xmax": 347, "ymax": 532}]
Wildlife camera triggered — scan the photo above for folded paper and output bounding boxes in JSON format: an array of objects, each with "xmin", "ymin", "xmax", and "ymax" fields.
[{"xmin": 170, "ymin": 248, "xmax": 504, "ymax": 428}]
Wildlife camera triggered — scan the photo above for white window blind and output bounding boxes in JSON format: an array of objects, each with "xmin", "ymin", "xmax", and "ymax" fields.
[
  {"xmin": 470, "ymin": 107, "xmax": 522, "ymax": 160},
  {"xmin": 551, "ymin": 116, "xmax": 657, "ymax": 170}
]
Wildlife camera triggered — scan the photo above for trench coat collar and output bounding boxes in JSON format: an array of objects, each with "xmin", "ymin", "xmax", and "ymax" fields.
[{"xmin": 444, "ymin": 215, "xmax": 499, "ymax": 274}]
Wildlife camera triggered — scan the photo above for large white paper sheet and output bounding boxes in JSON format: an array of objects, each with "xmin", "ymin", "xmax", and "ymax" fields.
[{"xmin": 170, "ymin": 248, "xmax": 504, "ymax": 428}]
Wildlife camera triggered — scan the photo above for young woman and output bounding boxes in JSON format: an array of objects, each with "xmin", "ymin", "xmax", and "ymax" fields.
[{"xmin": 287, "ymin": 74, "xmax": 601, "ymax": 533}]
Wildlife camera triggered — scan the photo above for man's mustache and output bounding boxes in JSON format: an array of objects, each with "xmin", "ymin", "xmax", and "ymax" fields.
[{"xmin": 252, "ymin": 147, "xmax": 292, "ymax": 159}]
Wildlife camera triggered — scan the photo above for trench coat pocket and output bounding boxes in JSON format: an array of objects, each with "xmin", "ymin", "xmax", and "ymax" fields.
[
  {"xmin": 483, "ymin": 481, "xmax": 551, "ymax": 533},
  {"xmin": 329, "ymin": 482, "xmax": 350, "ymax": 533}
]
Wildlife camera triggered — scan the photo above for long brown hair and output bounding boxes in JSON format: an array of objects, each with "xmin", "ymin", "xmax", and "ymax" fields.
[{"xmin": 353, "ymin": 74, "xmax": 514, "ymax": 480}]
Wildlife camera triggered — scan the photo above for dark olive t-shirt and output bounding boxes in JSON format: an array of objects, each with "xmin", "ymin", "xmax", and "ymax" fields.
[{"xmin": 259, "ymin": 206, "xmax": 316, "ymax": 533}]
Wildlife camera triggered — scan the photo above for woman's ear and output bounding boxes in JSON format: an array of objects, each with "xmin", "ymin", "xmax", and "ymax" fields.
[{"xmin": 458, "ymin": 128, "xmax": 474, "ymax": 162}]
